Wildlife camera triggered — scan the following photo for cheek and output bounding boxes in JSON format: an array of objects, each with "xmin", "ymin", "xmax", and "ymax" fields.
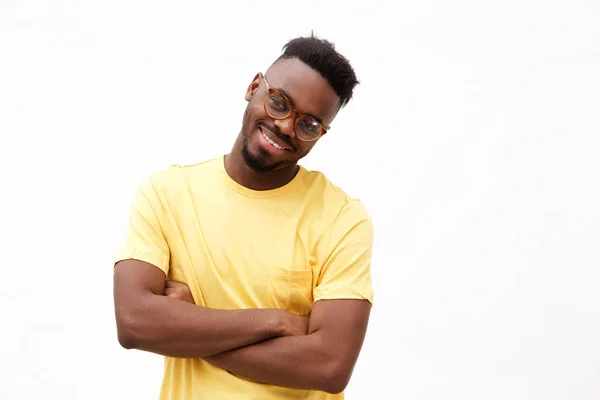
[
  {"xmin": 242, "ymin": 106, "xmax": 251, "ymax": 125},
  {"xmin": 250, "ymin": 95, "xmax": 268, "ymax": 114},
  {"xmin": 245, "ymin": 100, "xmax": 268, "ymax": 126}
]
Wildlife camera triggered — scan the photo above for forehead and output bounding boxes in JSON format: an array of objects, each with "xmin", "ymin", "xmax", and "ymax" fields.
[{"xmin": 266, "ymin": 58, "xmax": 340, "ymax": 124}]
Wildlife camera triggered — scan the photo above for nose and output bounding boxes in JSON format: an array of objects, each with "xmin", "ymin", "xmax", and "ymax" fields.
[{"xmin": 273, "ymin": 115, "xmax": 296, "ymax": 139}]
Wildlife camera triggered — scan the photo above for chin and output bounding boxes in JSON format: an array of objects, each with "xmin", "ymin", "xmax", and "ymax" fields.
[
  {"xmin": 241, "ymin": 146, "xmax": 273, "ymax": 172},
  {"xmin": 241, "ymin": 140, "xmax": 285, "ymax": 173},
  {"xmin": 241, "ymin": 129, "xmax": 287, "ymax": 171}
]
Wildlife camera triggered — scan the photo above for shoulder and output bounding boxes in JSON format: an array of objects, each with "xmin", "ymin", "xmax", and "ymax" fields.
[
  {"xmin": 143, "ymin": 155, "xmax": 222, "ymax": 193},
  {"xmin": 300, "ymin": 167, "xmax": 372, "ymax": 228},
  {"xmin": 302, "ymin": 168, "xmax": 369, "ymax": 211}
]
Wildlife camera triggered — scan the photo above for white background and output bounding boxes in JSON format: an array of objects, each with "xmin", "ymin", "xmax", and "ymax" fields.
[{"xmin": 1, "ymin": 0, "xmax": 599, "ymax": 399}]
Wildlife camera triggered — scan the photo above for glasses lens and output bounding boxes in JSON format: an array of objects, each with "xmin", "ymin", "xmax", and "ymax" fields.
[
  {"xmin": 265, "ymin": 90, "xmax": 323, "ymax": 141},
  {"xmin": 265, "ymin": 92, "xmax": 290, "ymax": 118},
  {"xmin": 296, "ymin": 116, "xmax": 322, "ymax": 140}
]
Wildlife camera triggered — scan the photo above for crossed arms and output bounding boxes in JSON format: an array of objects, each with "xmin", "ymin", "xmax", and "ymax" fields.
[{"xmin": 113, "ymin": 259, "xmax": 371, "ymax": 394}]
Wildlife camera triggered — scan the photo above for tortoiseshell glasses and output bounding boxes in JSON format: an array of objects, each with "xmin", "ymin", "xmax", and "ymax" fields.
[{"xmin": 263, "ymin": 76, "xmax": 329, "ymax": 142}]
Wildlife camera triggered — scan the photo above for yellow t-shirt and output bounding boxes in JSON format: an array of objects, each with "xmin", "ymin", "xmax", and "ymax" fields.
[{"xmin": 116, "ymin": 155, "xmax": 374, "ymax": 400}]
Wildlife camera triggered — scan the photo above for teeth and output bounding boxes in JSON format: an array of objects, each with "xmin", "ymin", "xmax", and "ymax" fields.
[{"xmin": 262, "ymin": 131, "xmax": 284, "ymax": 150}]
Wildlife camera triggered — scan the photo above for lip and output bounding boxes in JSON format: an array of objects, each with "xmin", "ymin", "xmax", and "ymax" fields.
[{"xmin": 258, "ymin": 126, "xmax": 292, "ymax": 151}]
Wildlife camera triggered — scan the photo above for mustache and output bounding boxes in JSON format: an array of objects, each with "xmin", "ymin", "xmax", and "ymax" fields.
[{"xmin": 258, "ymin": 122, "xmax": 297, "ymax": 151}]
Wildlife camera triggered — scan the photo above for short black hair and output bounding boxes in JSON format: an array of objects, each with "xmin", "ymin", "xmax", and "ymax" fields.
[{"xmin": 277, "ymin": 34, "xmax": 359, "ymax": 108}]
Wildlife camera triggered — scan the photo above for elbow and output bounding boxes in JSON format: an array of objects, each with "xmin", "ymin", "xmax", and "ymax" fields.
[
  {"xmin": 117, "ymin": 326, "xmax": 138, "ymax": 349},
  {"xmin": 320, "ymin": 362, "xmax": 352, "ymax": 394},
  {"xmin": 322, "ymin": 377, "xmax": 349, "ymax": 395},
  {"xmin": 115, "ymin": 309, "xmax": 146, "ymax": 350},
  {"xmin": 311, "ymin": 334, "xmax": 354, "ymax": 394}
]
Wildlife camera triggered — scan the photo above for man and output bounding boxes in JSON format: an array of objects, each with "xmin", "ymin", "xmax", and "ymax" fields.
[{"xmin": 113, "ymin": 35, "xmax": 374, "ymax": 399}]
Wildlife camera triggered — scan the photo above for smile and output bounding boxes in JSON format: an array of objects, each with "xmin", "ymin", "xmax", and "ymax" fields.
[{"xmin": 260, "ymin": 128, "xmax": 290, "ymax": 151}]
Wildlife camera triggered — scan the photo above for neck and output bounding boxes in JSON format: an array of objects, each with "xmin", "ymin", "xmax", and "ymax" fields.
[{"xmin": 224, "ymin": 138, "xmax": 299, "ymax": 191}]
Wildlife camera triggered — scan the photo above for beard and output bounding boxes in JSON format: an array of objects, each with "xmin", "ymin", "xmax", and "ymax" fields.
[{"xmin": 240, "ymin": 108, "xmax": 290, "ymax": 173}]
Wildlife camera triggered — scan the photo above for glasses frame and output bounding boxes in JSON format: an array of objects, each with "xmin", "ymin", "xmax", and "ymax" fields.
[{"xmin": 262, "ymin": 75, "xmax": 329, "ymax": 142}]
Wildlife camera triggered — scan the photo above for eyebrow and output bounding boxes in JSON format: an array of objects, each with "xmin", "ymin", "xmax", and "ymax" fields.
[{"xmin": 274, "ymin": 86, "xmax": 325, "ymax": 124}]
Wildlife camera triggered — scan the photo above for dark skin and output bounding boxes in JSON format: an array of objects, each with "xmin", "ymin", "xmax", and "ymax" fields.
[
  {"xmin": 114, "ymin": 260, "xmax": 310, "ymax": 358},
  {"xmin": 225, "ymin": 57, "xmax": 340, "ymax": 190},
  {"xmin": 166, "ymin": 280, "xmax": 371, "ymax": 394},
  {"xmin": 113, "ymin": 58, "xmax": 371, "ymax": 394}
]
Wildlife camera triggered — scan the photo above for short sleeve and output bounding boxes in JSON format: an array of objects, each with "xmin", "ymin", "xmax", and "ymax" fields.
[
  {"xmin": 313, "ymin": 200, "xmax": 374, "ymax": 304},
  {"xmin": 115, "ymin": 172, "xmax": 170, "ymax": 275}
]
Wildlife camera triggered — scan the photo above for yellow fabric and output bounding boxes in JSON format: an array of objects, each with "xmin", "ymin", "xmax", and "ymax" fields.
[{"xmin": 116, "ymin": 155, "xmax": 374, "ymax": 400}]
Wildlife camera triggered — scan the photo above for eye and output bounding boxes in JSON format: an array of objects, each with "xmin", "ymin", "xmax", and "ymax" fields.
[
  {"xmin": 268, "ymin": 94, "xmax": 288, "ymax": 111},
  {"xmin": 298, "ymin": 117, "xmax": 321, "ymax": 135}
]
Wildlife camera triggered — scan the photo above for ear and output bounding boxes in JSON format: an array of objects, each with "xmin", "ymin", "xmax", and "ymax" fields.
[{"xmin": 245, "ymin": 73, "xmax": 263, "ymax": 102}]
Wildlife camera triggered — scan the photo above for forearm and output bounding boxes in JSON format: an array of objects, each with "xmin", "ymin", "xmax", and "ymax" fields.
[
  {"xmin": 204, "ymin": 332, "xmax": 342, "ymax": 393},
  {"xmin": 116, "ymin": 293, "xmax": 284, "ymax": 358}
]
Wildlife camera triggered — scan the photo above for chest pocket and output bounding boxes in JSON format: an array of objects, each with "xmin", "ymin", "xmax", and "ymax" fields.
[{"xmin": 271, "ymin": 266, "xmax": 314, "ymax": 316}]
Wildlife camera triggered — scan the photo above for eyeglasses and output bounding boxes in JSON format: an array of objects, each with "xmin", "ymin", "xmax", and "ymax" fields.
[{"xmin": 262, "ymin": 75, "xmax": 329, "ymax": 142}]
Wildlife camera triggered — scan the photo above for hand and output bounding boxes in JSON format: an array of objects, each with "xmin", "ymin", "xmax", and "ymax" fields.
[
  {"xmin": 279, "ymin": 311, "xmax": 310, "ymax": 336},
  {"xmin": 164, "ymin": 280, "xmax": 195, "ymax": 304}
]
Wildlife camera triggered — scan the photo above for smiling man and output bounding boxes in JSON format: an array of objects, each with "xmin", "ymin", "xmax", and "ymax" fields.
[{"xmin": 113, "ymin": 35, "xmax": 374, "ymax": 400}]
